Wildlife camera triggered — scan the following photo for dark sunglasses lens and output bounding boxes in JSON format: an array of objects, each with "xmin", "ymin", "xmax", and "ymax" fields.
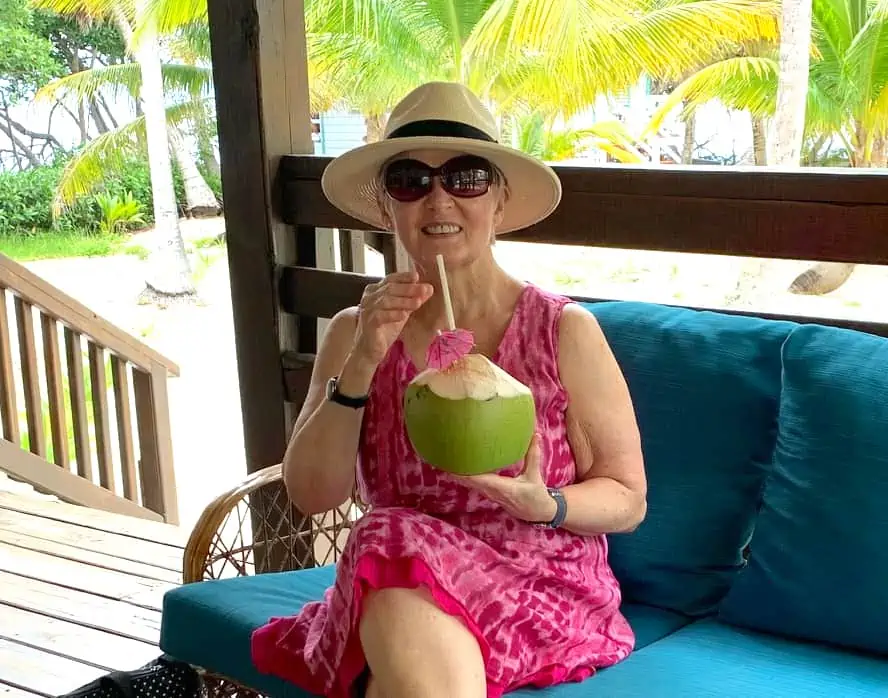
[
  {"xmin": 384, "ymin": 160, "xmax": 430, "ymax": 201},
  {"xmin": 383, "ymin": 155, "xmax": 494, "ymax": 201},
  {"xmin": 443, "ymin": 156, "xmax": 492, "ymax": 197}
]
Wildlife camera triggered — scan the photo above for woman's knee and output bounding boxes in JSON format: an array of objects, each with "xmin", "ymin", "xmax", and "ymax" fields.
[{"xmin": 359, "ymin": 586, "xmax": 486, "ymax": 697}]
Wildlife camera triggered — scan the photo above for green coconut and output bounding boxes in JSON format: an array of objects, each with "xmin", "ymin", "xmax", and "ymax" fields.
[{"xmin": 404, "ymin": 353, "xmax": 536, "ymax": 475}]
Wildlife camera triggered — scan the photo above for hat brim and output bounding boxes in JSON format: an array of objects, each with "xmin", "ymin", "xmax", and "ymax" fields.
[{"xmin": 320, "ymin": 136, "xmax": 562, "ymax": 234}]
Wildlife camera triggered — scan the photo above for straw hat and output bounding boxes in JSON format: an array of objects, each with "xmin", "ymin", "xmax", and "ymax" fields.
[{"xmin": 320, "ymin": 82, "xmax": 562, "ymax": 234}]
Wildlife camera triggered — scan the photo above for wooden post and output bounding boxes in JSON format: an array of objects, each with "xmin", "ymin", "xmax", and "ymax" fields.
[
  {"xmin": 339, "ymin": 230, "xmax": 367, "ymax": 274},
  {"xmin": 133, "ymin": 364, "xmax": 179, "ymax": 524},
  {"xmin": 206, "ymin": 0, "xmax": 315, "ymax": 569},
  {"xmin": 315, "ymin": 228, "xmax": 338, "ymax": 341},
  {"xmin": 205, "ymin": 0, "xmax": 313, "ymax": 469}
]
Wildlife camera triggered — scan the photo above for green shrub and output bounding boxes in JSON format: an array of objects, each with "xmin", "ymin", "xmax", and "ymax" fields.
[
  {"xmin": 0, "ymin": 155, "xmax": 189, "ymax": 238},
  {"xmin": 0, "ymin": 164, "xmax": 97, "ymax": 235}
]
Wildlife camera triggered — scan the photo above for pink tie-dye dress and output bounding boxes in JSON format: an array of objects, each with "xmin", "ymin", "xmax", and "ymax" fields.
[{"xmin": 251, "ymin": 283, "xmax": 634, "ymax": 697}]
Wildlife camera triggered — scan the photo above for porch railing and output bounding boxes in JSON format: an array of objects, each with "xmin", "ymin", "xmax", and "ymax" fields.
[
  {"xmin": 0, "ymin": 253, "xmax": 180, "ymax": 524},
  {"xmin": 254, "ymin": 155, "xmax": 888, "ymax": 570}
]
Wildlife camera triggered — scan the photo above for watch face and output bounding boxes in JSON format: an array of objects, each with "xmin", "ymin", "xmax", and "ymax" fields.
[{"xmin": 326, "ymin": 376, "xmax": 337, "ymax": 400}]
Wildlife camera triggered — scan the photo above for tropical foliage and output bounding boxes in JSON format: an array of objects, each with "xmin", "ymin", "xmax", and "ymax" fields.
[
  {"xmin": 35, "ymin": 61, "xmax": 214, "ymax": 211},
  {"xmin": 27, "ymin": 0, "xmax": 218, "ymax": 295},
  {"xmin": 304, "ymin": 0, "xmax": 781, "ymax": 156},
  {"xmin": 2, "ymin": 0, "xmax": 882, "ymax": 297},
  {"xmin": 646, "ymin": 0, "xmax": 888, "ymax": 167}
]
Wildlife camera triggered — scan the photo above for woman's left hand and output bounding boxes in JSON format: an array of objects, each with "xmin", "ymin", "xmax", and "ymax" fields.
[{"xmin": 454, "ymin": 433, "xmax": 557, "ymax": 524}]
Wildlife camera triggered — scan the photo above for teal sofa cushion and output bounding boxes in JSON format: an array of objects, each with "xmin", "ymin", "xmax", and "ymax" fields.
[
  {"xmin": 586, "ymin": 301, "xmax": 794, "ymax": 616},
  {"xmin": 160, "ymin": 565, "xmax": 692, "ymax": 698},
  {"xmin": 513, "ymin": 618, "xmax": 888, "ymax": 697},
  {"xmin": 719, "ymin": 323, "xmax": 888, "ymax": 655},
  {"xmin": 161, "ymin": 567, "xmax": 334, "ymax": 698}
]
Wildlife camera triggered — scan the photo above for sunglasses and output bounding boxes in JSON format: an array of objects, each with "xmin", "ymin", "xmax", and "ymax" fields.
[{"xmin": 383, "ymin": 155, "xmax": 494, "ymax": 202}]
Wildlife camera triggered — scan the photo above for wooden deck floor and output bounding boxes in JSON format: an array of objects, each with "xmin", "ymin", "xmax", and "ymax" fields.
[{"xmin": 0, "ymin": 484, "xmax": 188, "ymax": 697}]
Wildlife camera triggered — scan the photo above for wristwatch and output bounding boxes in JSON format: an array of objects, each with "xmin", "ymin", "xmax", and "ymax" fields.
[
  {"xmin": 543, "ymin": 487, "xmax": 567, "ymax": 528},
  {"xmin": 325, "ymin": 376, "xmax": 369, "ymax": 409}
]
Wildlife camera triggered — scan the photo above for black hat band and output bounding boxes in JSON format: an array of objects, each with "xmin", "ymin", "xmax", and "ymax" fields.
[{"xmin": 387, "ymin": 119, "xmax": 497, "ymax": 143}]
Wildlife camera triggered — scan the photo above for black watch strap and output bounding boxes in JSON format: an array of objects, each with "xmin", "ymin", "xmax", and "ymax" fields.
[
  {"xmin": 326, "ymin": 376, "xmax": 369, "ymax": 409},
  {"xmin": 544, "ymin": 487, "xmax": 567, "ymax": 528}
]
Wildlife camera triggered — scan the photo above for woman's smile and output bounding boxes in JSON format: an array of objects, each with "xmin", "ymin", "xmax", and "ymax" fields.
[
  {"xmin": 420, "ymin": 221, "xmax": 465, "ymax": 242},
  {"xmin": 421, "ymin": 222, "xmax": 463, "ymax": 235}
]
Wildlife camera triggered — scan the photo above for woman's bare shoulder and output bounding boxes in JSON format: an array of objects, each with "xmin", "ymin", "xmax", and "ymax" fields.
[
  {"xmin": 317, "ymin": 305, "xmax": 360, "ymax": 357},
  {"xmin": 557, "ymin": 302, "xmax": 611, "ymax": 361}
]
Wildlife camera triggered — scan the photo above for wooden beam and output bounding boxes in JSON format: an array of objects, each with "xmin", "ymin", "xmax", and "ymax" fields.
[
  {"xmin": 207, "ymin": 0, "xmax": 316, "ymax": 572},
  {"xmin": 278, "ymin": 156, "xmax": 888, "ymax": 265},
  {"xmin": 0, "ymin": 441, "xmax": 164, "ymax": 522},
  {"xmin": 278, "ymin": 265, "xmax": 888, "ymax": 334},
  {"xmin": 279, "ymin": 266, "xmax": 377, "ymax": 319},
  {"xmin": 133, "ymin": 365, "xmax": 178, "ymax": 525},
  {"xmin": 205, "ymin": 0, "xmax": 312, "ymax": 475},
  {"xmin": 280, "ymin": 155, "xmax": 888, "ymax": 204}
]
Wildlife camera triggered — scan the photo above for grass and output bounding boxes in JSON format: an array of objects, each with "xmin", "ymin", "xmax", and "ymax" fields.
[
  {"xmin": 0, "ymin": 228, "xmax": 226, "ymax": 264},
  {"xmin": 0, "ymin": 231, "xmax": 128, "ymax": 262}
]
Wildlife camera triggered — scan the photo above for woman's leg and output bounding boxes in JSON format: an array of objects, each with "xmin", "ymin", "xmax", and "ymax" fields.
[{"xmin": 359, "ymin": 586, "xmax": 486, "ymax": 698}]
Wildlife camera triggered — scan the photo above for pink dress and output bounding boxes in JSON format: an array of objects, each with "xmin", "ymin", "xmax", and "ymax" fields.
[{"xmin": 251, "ymin": 283, "xmax": 634, "ymax": 697}]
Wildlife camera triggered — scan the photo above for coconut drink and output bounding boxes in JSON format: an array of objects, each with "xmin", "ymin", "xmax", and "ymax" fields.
[{"xmin": 403, "ymin": 256, "xmax": 536, "ymax": 475}]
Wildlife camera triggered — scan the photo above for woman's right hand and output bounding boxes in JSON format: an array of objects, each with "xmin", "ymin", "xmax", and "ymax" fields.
[{"xmin": 351, "ymin": 270, "xmax": 433, "ymax": 367}]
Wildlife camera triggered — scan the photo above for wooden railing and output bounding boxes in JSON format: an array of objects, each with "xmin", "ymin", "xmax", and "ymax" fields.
[
  {"xmin": 0, "ymin": 254, "xmax": 181, "ymax": 524},
  {"xmin": 275, "ymin": 156, "xmax": 888, "ymax": 406},
  {"xmin": 202, "ymin": 154, "xmax": 888, "ymax": 571}
]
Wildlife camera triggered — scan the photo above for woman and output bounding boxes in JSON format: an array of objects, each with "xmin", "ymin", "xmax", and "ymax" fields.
[{"xmin": 251, "ymin": 82, "xmax": 647, "ymax": 698}]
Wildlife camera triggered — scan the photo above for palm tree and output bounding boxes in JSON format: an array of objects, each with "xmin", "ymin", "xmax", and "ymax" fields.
[
  {"xmin": 31, "ymin": 0, "xmax": 197, "ymax": 298},
  {"xmin": 35, "ymin": 56, "xmax": 219, "ymax": 215},
  {"xmin": 508, "ymin": 108, "xmax": 647, "ymax": 163},
  {"xmin": 303, "ymin": 0, "xmax": 780, "ymax": 150},
  {"xmin": 645, "ymin": 0, "xmax": 888, "ymax": 293}
]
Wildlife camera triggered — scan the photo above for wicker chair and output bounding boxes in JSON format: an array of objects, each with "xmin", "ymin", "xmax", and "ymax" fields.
[{"xmin": 180, "ymin": 463, "xmax": 366, "ymax": 697}]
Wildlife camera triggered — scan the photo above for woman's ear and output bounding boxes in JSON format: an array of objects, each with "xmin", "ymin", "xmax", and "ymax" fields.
[{"xmin": 492, "ymin": 188, "xmax": 506, "ymax": 228}]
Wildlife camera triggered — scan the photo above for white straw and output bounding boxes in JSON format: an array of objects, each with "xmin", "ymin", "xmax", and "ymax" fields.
[{"xmin": 436, "ymin": 254, "xmax": 456, "ymax": 330}]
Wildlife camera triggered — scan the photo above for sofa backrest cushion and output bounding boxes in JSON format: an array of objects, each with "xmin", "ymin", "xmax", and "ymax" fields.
[
  {"xmin": 718, "ymin": 323, "xmax": 888, "ymax": 655},
  {"xmin": 587, "ymin": 301, "xmax": 794, "ymax": 617}
]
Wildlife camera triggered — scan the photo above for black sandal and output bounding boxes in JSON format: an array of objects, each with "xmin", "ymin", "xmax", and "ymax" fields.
[{"xmin": 56, "ymin": 654, "xmax": 201, "ymax": 698}]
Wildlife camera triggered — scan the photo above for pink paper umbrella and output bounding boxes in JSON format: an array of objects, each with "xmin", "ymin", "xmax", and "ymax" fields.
[
  {"xmin": 426, "ymin": 328, "xmax": 475, "ymax": 370},
  {"xmin": 425, "ymin": 254, "xmax": 475, "ymax": 370}
]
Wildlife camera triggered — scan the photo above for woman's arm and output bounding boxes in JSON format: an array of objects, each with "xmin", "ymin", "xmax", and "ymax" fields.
[
  {"xmin": 284, "ymin": 270, "xmax": 433, "ymax": 514},
  {"xmin": 282, "ymin": 306, "xmax": 376, "ymax": 515},
  {"xmin": 555, "ymin": 303, "xmax": 647, "ymax": 536}
]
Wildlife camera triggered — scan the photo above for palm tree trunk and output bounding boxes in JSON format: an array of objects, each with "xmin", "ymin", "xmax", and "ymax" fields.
[
  {"xmin": 767, "ymin": 0, "xmax": 849, "ymax": 296},
  {"xmin": 752, "ymin": 118, "xmax": 768, "ymax": 165},
  {"xmin": 738, "ymin": 0, "xmax": 816, "ymax": 301},
  {"xmin": 169, "ymin": 129, "xmax": 220, "ymax": 217},
  {"xmin": 130, "ymin": 3, "xmax": 194, "ymax": 297},
  {"xmin": 771, "ymin": 0, "xmax": 812, "ymax": 165},
  {"xmin": 871, "ymin": 136, "xmax": 887, "ymax": 168},
  {"xmin": 364, "ymin": 114, "xmax": 385, "ymax": 143},
  {"xmin": 682, "ymin": 112, "xmax": 696, "ymax": 164}
]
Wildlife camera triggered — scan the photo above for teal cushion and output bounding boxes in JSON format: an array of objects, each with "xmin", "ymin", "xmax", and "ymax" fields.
[
  {"xmin": 586, "ymin": 301, "xmax": 794, "ymax": 616},
  {"xmin": 511, "ymin": 618, "xmax": 888, "ymax": 696},
  {"xmin": 160, "ymin": 565, "xmax": 691, "ymax": 697},
  {"xmin": 719, "ymin": 323, "xmax": 888, "ymax": 655},
  {"xmin": 160, "ymin": 567, "xmax": 335, "ymax": 698}
]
